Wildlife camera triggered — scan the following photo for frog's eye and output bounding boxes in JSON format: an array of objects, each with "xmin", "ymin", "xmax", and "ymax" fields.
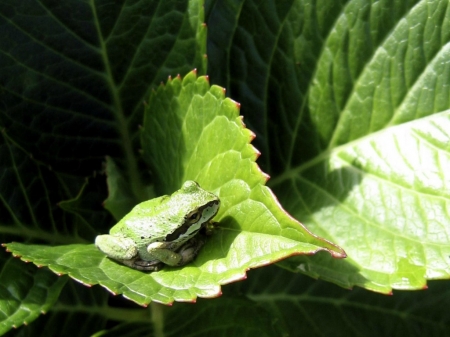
[{"xmin": 186, "ymin": 210, "xmax": 201, "ymax": 224}]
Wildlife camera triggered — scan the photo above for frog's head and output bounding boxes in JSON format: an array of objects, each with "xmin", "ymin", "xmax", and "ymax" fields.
[{"xmin": 163, "ymin": 180, "xmax": 220, "ymax": 244}]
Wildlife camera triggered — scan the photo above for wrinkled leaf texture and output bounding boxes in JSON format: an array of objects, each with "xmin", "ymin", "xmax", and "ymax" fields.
[{"xmin": 207, "ymin": 0, "xmax": 450, "ymax": 293}]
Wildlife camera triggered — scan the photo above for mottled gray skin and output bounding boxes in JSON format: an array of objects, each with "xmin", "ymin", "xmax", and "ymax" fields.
[{"xmin": 95, "ymin": 181, "xmax": 220, "ymax": 271}]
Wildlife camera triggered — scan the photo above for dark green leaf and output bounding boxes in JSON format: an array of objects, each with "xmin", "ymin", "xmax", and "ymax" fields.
[
  {"xmin": 102, "ymin": 157, "xmax": 141, "ymax": 221},
  {"xmin": 0, "ymin": 253, "xmax": 67, "ymax": 335},
  {"xmin": 0, "ymin": 0, "xmax": 206, "ymax": 181},
  {"xmin": 4, "ymin": 280, "xmax": 111, "ymax": 337},
  {"xmin": 226, "ymin": 265, "xmax": 450, "ymax": 337},
  {"xmin": 97, "ymin": 297, "xmax": 284, "ymax": 337}
]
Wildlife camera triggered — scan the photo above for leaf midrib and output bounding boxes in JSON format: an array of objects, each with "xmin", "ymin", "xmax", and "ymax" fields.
[{"xmin": 89, "ymin": 2, "xmax": 146, "ymax": 202}]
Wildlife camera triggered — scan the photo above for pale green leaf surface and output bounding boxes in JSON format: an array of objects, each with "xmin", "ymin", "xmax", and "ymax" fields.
[
  {"xmin": 0, "ymin": 254, "xmax": 67, "ymax": 335},
  {"xmin": 275, "ymin": 111, "xmax": 450, "ymax": 292},
  {"xmin": 207, "ymin": 0, "xmax": 450, "ymax": 291}
]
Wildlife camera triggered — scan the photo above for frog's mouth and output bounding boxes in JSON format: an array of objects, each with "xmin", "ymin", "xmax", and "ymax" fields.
[{"xmin": 165, "ymin": 200, "xmax": 220, "ymax": 243}]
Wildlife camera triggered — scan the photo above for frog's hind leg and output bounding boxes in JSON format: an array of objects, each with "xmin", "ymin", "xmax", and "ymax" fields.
[
  {"xmin": 147, "ymin": 236, "xmax": 206, "ymax": 267},
  {"xmin": 95, "ymin": 235, "xmax": 138, "ymax": 261}
]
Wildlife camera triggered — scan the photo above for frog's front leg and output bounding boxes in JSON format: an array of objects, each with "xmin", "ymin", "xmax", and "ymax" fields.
[
  {"xmin": 147, "ymin": 236, "xmax": 206, "ymax": 267},
  {"xmin": 96, "ymin": 234, "xmax": 163, "ymax": 271}
]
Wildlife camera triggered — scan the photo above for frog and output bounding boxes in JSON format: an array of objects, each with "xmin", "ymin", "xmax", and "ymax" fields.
[{"xmin": 95, "ymin": 180, "xmax": 220, "ymax": 271}]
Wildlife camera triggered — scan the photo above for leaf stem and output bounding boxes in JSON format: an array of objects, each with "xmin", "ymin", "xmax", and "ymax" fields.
[
  {"xmin": 151, "ymin": 302, "xmax": 165, "ymax": 337},
  {"xmin": 52, "ymin": 303, "xmax": 151, "ymax": 322}
]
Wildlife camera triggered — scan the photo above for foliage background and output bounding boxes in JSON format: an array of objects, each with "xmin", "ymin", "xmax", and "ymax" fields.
[{"xmin": 1, "ymin": 0, "xmax": 449, "ymax": 336}]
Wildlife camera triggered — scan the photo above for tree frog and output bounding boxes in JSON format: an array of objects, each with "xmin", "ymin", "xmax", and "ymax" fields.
[{"xmin": 95, "ymin": 181, "xmax": 220, "ymax": 271}]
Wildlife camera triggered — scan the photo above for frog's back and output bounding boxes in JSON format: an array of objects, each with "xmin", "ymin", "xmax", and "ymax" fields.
[{"xmin": 110, "ymin": 195, "xmax": 168, "ymax": 235}]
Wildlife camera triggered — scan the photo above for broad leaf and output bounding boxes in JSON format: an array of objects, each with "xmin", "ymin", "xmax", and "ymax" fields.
[
  {"xmin": 227, "ymin": 265, "xmax": 450, "ymax": 337},
  {"xmin": 4, "ymin": 281, "xmax": 110, "ymax": 337},
  {"xmin": 277, "ymin": 111, "xmax": 450, "ymax": 292},
  {"xmin": 5, "ymin": 71, "xmax": 345, "ymax": 305},
  {"xmin": 0, "ymin": 0, "xmax": 206, "ymax": 182},
  {"xmin": 103, "ymin": 157, "xmax": 140, "ymax": 221},
  {"xmin": 95, "ymin": 297, "xmax": 284, "ymax": 337},
  {"xmin": 0, "ymin": 253, "xmax": 67, "ymax": 335},
  {"xmin": 207, "ymin": 0, "xmax": 450, "ymax": 292},
  {"xmin": 0, "ymin": 127, "xmax": 107, "ymax": 334},
  {"xmin": 0, "ymin": 129, "xmax": 106, "ymax": 244}
]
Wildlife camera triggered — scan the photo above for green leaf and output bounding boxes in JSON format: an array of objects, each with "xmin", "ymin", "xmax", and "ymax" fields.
[
  {"xmin": 207, "ymin": 0, "xmax": 450, "ymax": 292},
  {"xmin": 276, "ymin": 111, "xmax": 450, "ymax": 292},
  {"xmin": 0, "ymin": 0, "xmax": 206, "ymax": 184},
  {"xmin": 0, "ymin": 116, "xmax": 109, "ymax": 333},
  {"xmin": 96, "ymin": 297, "xmax": 284, "ymax": 337},
  {"xmin": 0, "ymin": 253, "xmax": 67, "ymax": 335},
  {"xmin": 4, "ymin": 71, "xmax": 345, "ymax": 306},
  {"xmin": 0, "ymin": 129, "xmax": 104, "ymax": 244},
  {"xmin": 227, "ymin": 265, "xmax": 450, "ymax": 337},
  {"xmin": 103, "ymin": 157, "xmax": 141, "ymax": 221},
  {"xmin": 5, "ymin": 280, "xmax": 110, "ymax": 337}
]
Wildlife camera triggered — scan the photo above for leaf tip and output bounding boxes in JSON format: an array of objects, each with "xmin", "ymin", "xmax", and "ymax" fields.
[
  {"xmin": 329, "ymin": 249, "xmax": 347, "ymax": 259},
  {"xmin": 102, "ymin": 285, "xmax": 118, "ymax": 296}
]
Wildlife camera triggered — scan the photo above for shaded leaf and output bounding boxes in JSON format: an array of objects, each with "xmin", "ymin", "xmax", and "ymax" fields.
[
  {"xmin": 97, "ymin": 297, "xmax": 284, "ymax": 337},
  {"xmin": 0, "ymin": 110, "xmax": 109, "ymax": 334},
  {"xmin": 0, "ymin": 253, "xmax": 67, "ymax": 335},
  {"xmin": 4, "ymin": 280, "xmax": 111, "ymax": 337},
  {"xmin": 226, "ymin": 265, "xmax": 450, "ymax": 337},
  {"xmin": 0, "ymin": 129, "xmax": 96, "ymax": 245},
  {"xmin": 103, "ymin": 157, "xmax": 140, "ymax": 222},
  {"xmin": 0, "ymin": 0, "xmax": 206, "ymax": 179}
]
